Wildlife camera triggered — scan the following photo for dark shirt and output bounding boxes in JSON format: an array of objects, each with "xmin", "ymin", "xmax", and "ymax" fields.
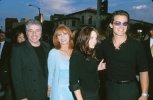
[
  {"xmin": 69, "ymin": 50, "xmax": 99, "ymax": 95},
  {"xmin": 99, "ymin": 36, "xmax": 148, "ymax": 81},
  {"xmin": 143, "ymin": 39, "xmax": 153, "ymax": 70},
  {"xmin": 33, "ymin": 44, "xmax": 46, "ymax": 77}
]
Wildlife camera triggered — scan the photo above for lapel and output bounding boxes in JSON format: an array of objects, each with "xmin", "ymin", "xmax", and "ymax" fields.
[
  {"xmin": 1, "ymin": 41, "xmax": 11, "ymax": 60},
  {"xmin": 1, "ymin": 42, "xmax": 8, "ymax": 56},
  {"xmin": 145, "ymin": 39, "xmax": 151, "ymax": 53},
  {"xmin": 41, "ymin": 42, "xmax": 48, "ymax": 59},
  {"xmin": 40, "ymin": 41, "xmax": 49, "ymax": 77},
  {"xmin": 145, "ymin": 39, "xmax": 153, "ymax": 60},
  {"xmin": 24, "ymin": 40, "xmax": 41, "ymax": 70},
  {"xmin": 24, "ymin": 40, "xmax": 49, "ymax": 78}
]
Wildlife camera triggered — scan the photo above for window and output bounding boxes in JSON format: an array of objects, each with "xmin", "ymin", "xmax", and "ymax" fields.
[
  {"xmin": 64, "ymin": 21, "xmax": 66, "ymax": 25},
  {"xmin": 81, "ymin": 16, "xmax": 84, "ymax": 24},
  {"xmin": 72, "ymin": 20, "xmax": 76, "ymax": 26},
  {"xmin": 88, "ymin": 16, "xmax": 92, "ymax": 25}
]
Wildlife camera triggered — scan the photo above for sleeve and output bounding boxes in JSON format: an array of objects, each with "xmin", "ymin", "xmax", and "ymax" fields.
[
  {"xmin": 10, "ymin": 45, "xmax": 26, "ymax": 99},
  {"xmin": 96, "ymin": 40, "xmax": 105, "ymax": 61},
  {"xmin": 136, "ymin": 42, "xmax": 148, "ymax": 72},
  {"xmin": 47, "ymin": 49, "xmax": 56, "ymax": 87},
  {"xmin": 69, "ymin": 51, "xmax": 81, "ymax": 91}
]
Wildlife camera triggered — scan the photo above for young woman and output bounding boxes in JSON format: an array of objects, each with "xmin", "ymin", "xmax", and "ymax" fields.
[{"xmin": 69, "ymin": 26, "xmax": 105, "ymax": 100}]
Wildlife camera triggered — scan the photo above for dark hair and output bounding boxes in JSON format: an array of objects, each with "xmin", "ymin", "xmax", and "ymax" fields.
[
  {"xmin": 15, "ymin": 31, "xmax": 26, "ymax": 42},
  {"xmin": 107, "ymin": 10, "xmax": 130, "ymax": 38},
  {"xmin": 53, "ymin": 24, "xmax": 74, "ymax": 49},
  {"xmin": 149, "ymin": 25, "xmax": 153, "ymax": 31},
  {"xmin": 75, "ymin": 26, "xmax": 100, "ymax": 59},
  {"xmin": 0, "ymin": 29, "xmax": 4, "ymax": 34},
  {"xmin": 148, "ymin": 25, "xmax": 153, "ymax": 37},
  {"xmin": 110, "ymin": 10, "xmax": 129, "ymax": 24}
]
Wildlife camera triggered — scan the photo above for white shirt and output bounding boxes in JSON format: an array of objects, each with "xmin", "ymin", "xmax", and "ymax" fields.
[{"xmin": 150, "ymin": 38, "xmax": 153, "ymax": 47}]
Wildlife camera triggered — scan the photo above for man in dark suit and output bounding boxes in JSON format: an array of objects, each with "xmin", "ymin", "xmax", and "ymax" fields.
[
  {"xmin": 143, "ymin": 26, "xmax": 153, "ymax": 100},
  {"xmin": 0, "ymin": 30, "xmax": 13, "ymax": 100},
  {"xmin": 11, "ymin": 19, "xmax": 50, "ymax": 100}
]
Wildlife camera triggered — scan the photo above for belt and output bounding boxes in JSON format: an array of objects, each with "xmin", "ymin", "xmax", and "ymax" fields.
[{"xmin": 107, "ymin": 79, "xmax": 136, "ymax": 84}]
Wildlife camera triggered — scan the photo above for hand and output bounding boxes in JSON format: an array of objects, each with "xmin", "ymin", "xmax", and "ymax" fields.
[
  {"xmin": 77, "ymin": 99, "xmax": 83, "ymax": 100},
  {"xmin": 47, "ymin": 85, "xmax": 51, "ymax": 97},
  {"xmin": 98, "ymin": 59, "xmax": 106, "ymax": 71},
  {"xmin": 138, "ymin": 95, "xmax": 148, "ymax": 100}
]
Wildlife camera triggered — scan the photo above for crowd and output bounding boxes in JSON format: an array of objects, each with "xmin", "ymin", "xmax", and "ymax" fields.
[{"xmin": 0, "ymin": 10, "xmax": 152, "ymax": 100}]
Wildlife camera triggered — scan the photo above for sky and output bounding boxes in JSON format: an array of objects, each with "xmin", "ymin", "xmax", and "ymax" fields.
[{"xmin": 0, "ymin": 0, "xmax": 153, "ymax": 31}]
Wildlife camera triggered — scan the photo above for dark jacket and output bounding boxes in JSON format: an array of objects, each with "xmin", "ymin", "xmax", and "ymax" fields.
[
  {"xmin": 10, "ymin": 40, "xmax": 50, "ymax": 100},
  {"xmin": 0, "ymin": 41, "xmax": 12, "ymax": 85}
]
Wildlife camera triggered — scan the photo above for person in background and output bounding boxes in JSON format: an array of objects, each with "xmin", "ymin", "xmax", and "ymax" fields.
[
  {"xmin": 11, "ymin": 19, "xmax": 50, "ymax": 100},
  {"xmin": 98, "ymin": 10, "xmax": 149, "ymax": 100},
  {"xmin": 15, "ymin": 31, "xmax": 26, "ymax": 44},
  {"xmin": 0, "ymin": 30, "xmax": 13, "ymax": 100},
  {"xmin": 12, "ymin": 31, "xmax": 26, "ymax": 46},
  {"xmin": 47, "ymin": 24, "xmax": 74, "ymax": 100},
  {"xmin": 143, "ymin": 26, "xmax": 153, "ymax": 100},
  {"xmin": 69, "ymin": 26, "xmax": 105, "ymax": 100}
]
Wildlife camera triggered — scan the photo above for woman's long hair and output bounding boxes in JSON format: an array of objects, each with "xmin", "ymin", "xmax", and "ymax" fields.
[{"xmin": 75, "ymin": 26, "xmax": 100, "ymax": 60}]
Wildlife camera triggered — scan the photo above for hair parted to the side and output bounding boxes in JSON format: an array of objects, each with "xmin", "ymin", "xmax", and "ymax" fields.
[
  {"xmin": 107, "ymin": 10, "xmax": 130, "ymax": 38},
  {"xmin": 110, "ymin": 10, "xmax": 129, "ymax": 24},
  {"xmin": 75, "ymin": 26, "xmax": 100, "ymax": 59},
  {"xmin": 53, "ymin": 24, "xmax": 74, "ymax": 49}
]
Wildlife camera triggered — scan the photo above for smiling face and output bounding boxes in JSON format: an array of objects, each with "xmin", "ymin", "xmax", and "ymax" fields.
[
  {"xmin": 88, "ymin": 31, "xmax": 97, "ymax": 49},
  {"xmin": 57, "ymin": 31, "xmax": 70, "ymax": 46},
  {"xmin": 17, "ymin": 33, "xmax": 26, "ymax": 43},
  {"xmin": 110, "ymin": 15, "xmax": 128, "ymax": 36},
  {"xmin": 26, "ymin": 25, "xmax": 42, "ymax": 46}
]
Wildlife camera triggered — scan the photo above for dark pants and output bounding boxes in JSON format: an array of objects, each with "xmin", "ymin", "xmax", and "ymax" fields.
[
  {"xmin": 83, "ymin": 96, "xmax": 100, "ymax": 100},
  {"xmin": 148, "ymin": 70, "xmax": 153, "ymax": 100},
  {"xmin": 81, "ymin": 89, "xmax": 100, "ymax": 100},
  {"xmin": 106, "ymin": 80, "xmax": 139, "ymax": 100},
  {"xmin": 0, "ymin": 81, "xmax": 15, "ymax": 100},
  {"xmin": 4, "ymin": 85, "xmax": 15, "ymax": 100}
]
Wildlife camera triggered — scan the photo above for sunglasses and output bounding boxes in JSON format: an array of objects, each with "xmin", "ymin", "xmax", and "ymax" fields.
[{"xmin": 113, "ymin": 21, "xmax": 128, "ymax": 26}]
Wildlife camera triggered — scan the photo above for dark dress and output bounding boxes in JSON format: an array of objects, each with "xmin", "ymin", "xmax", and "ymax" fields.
[
  {"xmin": 69, "ymin": 50, "xmax": 100, "ymax": 100},
  {"xmin": 10, "ymin": 40, "xmax": 50, "ymax": 100}
]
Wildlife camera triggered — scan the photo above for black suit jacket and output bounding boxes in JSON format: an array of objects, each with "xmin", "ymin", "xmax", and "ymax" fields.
[
  {"xmin": 143, "ymin": 39, "xmax": 153, "ymax": 70},
  {"xmin": 11, "ymin": 40, "xmax": 50, "ymax": 100},
  {"xmin": 0, "ymin": 41, "xmax": 12, "ymax": 85}
]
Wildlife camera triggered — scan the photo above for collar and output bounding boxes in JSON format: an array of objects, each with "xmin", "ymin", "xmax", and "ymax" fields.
[{"xmin": 150, "ymin": 38, "xmax": 153, "ymax": 47}]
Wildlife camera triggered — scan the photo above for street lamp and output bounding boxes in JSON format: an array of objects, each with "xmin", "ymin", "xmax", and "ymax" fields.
[{"xmin": 28, "ymin": 4, "xmax": 41, "ymax": 22}]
